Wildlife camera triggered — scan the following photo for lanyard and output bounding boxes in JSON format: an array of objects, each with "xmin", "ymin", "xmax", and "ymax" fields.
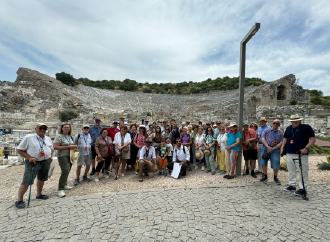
[
  {"xmin": 292, "ymin": 127, "xmax": 299, "ymax": 138},
  {"xmin": 207, "ymin": 135, "xmax": 211, "ymax": 144},
  {"xmin": 272, "ymin": 130, "xmax": 277, "ymax": 141},
  {"xmin": 36, "ymin": 135, "xmax": 45, "ymax": 150},
  {"xmin": 64, "ymin": 135, "xmax": 71, "ymax": 145},
  {"xmin": 83, "ymin": 134, "xmax": 88, "ymax": 145}
]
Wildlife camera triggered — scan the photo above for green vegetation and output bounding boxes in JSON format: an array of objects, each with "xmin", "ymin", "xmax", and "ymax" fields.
[
  {"xmin": 317, "ymin": 155, "xmax": 330, "ymax": 170},
  {"xmin": 59, "ymin": 109, "xmax": 79, "ymax": 122},
  {"xmin": 0, "ymin": 90, "xmax": 7, "ymax": 96},
  {"xmin": 309, "ymin": 144, "xmax": 330, "ymax": 155},
  {"xmin": 289, "ymin": 100, "xmax": 297, "ymax": 105},
  {"xmin": 316, "ymin": 136, "xmax": 330, "ymax": 142},
  {"xmin": 308, "ymin": 89, "xmax": 330, "ymax": 109},
  {"xmin": 55, "ymin": 71, "xmax": 267, "ymax": 94},
  {"xmin": 147, "ymin": 112, "xmax": 151, "ymax": 116}
]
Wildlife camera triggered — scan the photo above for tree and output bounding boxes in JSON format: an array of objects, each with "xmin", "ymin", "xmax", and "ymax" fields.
[
  {"xmin": 311, "ymin": 97, "xmax": 322, "ymax": 105},
  {"xmin": 55, "ymin": 72, "xmax": 77, "ymax": 86},
  {"xmin": 59, "ymin": 109, "xmax": 79, "ymax": 122}
]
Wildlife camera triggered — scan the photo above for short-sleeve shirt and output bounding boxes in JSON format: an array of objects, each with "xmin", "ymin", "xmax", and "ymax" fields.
[
  {"xmin": 136, "ymin": 133, "xmax": 147, "ymax": 147},
  {"xmin": 216, "ymin": 133, "xmax": 227, "ymax": 151},
  {"xmin": 17, "ymin": 134, "xmax": 53, "ymax": 161},
  {"xmin": 53, "ymin": 134, "xmax": 74, "ymax": 157},
  {"xmin": 261, "ymin": 129, "xmax": 283, "ymax": 148},
  {"xmin": 284, "ymin": 124, "xmax": 315, "ymax": 154},
  {"xmin": 108, "ymin": 127, "xmax": 120, "ymax": 141},
  {"xmin": 226, "ymin": 130, "xmax": 242, "ymax": 151},
  {"xmin": 165, "ymin": 143, "xmax": 173, "ymax": 156},
  {"xmin": 113, "ymin": 132, "xmax": 131, "ymax": 154},
  {"xmin": 139, "ymin": 146, "xmax": 156, "ymax": 161},
  {"xmin": 74, "ymin": 132, "xmax": 92, "ymax": 156},
  {"xmin": 181, "ymin": 134, "xmax": 190, "ymax": 144},
  {"xmin": 204, "ymin": 134, "xmax": 216, "ymax": 145},
  {"xmin": 242, "ymin": 128, "xmax": 257, "ymax": 151},
  {"xmin": 159, "ymin": 146, "xmax": 168, "ymax": 158},
  {"xmin": 88, "ymin": 126, "xmax": 102, "ymax": 147},
  {"xmin": 256, "ymin": 125, "xmax": 271, "ymax": 143},
  {"xmin": 95, "ymin": 136, "xmax": 113, "ymax": 157}
]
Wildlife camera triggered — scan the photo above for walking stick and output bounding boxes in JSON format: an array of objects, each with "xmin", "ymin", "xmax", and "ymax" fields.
[
  {"xmin": 293, "ymin": 151, "xmax": 308, "ymax": 201},
  {"xmin": 27, "ymin": 163, "xmax": 35, "ymax": 208}
]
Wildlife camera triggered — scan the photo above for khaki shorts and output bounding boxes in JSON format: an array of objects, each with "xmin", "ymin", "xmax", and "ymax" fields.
[
  {"xmin": 77, "ymin": 154, "xmax": 92, "ymax": 166},
  {"xmin": 21, "ymin": 159, "xmax": 52, "ymax": 185}
]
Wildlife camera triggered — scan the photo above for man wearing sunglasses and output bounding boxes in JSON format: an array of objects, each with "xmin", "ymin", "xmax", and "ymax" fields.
[
  {"xmin": 138, "ymin": 138, "xmax": 158, "ymax": 182},
  {"xmin": 260, "ymin": 120, "xmax": 283, "ymax": 184},
  {"xmin": 73, "ymin": 124, "xmax": 93, "ymax": 186},
  {"xmin": 89, "ymin": 118, "xmax": 102, "ymax": 175},
  {"xmin": 167, "ymin": 138, "xmax": 190, "ymax": 177},
  {"xmin": 15, "ymin": 123, "xmax": 53, "ymax": 209}
]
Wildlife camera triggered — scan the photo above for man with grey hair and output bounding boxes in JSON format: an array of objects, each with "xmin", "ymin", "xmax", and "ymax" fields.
[
  {"xmin": 281, "ymin": 114, "xmax": 315, "ymax": 196},
  {"xmin": 138, "ymin": 138, "xmax": 158, "ymax": 182},
  {"xmin": 260, "ymin": 119, "xmax": 283, "ymax": 184},
  {"xmin": 15, "ymin": 123, "xmax": 53, "ymax": 209}
]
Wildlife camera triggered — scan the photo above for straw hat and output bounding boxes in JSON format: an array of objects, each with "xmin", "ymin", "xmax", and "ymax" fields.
[
  {"xmin": 70, "ymin": 148, "xmax": 80, "ymax": 163},
  {"xmin": 195, "ymin": 149, "xmax": 204, "ymax": 160},
  {"xmin": 228, "ymin": 122, "xmax": 237, "ymax": 128},
  {"xmin": 289, "ymin": 114, "xmax": 304, "ymax": 122},
  {"xmin": 204, "ymin": 149, "xmax": 211, "ymax": 156},
  {"xmin": 259, "ymin": 117, "xmax": 267, "ymax": 122}
]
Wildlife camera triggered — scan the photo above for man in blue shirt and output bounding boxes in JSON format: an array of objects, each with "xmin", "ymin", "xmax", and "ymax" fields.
[
  {"xmin": 281, "ymin": 114, "xmax": 315, "ymax": 196},
  {"xmin": 256, "ymin": 117, "xmax": 271, "ymax": 174},
  {"xmin": 88, "ymin": 118, "xmax": 102, "ymax": 175}
]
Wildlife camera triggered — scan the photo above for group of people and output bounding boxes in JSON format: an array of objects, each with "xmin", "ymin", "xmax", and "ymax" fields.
[{"xmin": 14, "ymin": 114, "xmax": 315, "ymax": 209}]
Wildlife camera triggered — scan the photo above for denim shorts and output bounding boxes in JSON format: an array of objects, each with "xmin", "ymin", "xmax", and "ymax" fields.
[{"xmin": 260, "ymin": 146, "xmax": 280, "ymax": 169}]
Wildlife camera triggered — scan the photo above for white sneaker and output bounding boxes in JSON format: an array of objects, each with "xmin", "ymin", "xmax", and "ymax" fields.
[
  {"xmin": 135, "ymin": 171, "xmax": 139, "ymax": 175},
  {"xmin": 95, "ymin": 177, "xmax": 99, "ymax": 182},
  {"xmin": 201, "ymin": 166, "xmax": 205, "ymax": 171},
  {"xmin": 58, "ymin": 190, "xmax": 66, "ymax": 197},
  {"xmin": 64, "ymin": 185, "xmax": 73, "ymax": 190},
  {"xmin": 195, "ymin": 165, "xmax": 198, "ymax": 170},
  {"xmin": 104, "ymin": 175, "xmax": 109, "ymax": 179}
]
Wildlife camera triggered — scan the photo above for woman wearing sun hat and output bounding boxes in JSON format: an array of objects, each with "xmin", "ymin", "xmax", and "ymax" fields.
[
  {"xmin": 224, "ymin": 122, "xmax": 242, "ymax": 179},
  {"xmin": 133, "ymin": 125, "xmax": 148, "ymax": 175},
  {"xmin": 216, "ymin": 125, "xmax": 227, "ymax": 174}
]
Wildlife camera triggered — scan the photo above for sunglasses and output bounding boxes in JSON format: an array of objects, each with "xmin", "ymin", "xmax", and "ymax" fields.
[
  {"xmin": 273, "ymin": 123, "xmax": 280, "ymax": 125},
  {"xmin": 176, "ymin": 141, "xmax": 181, "ymax": 143},
  {"xmin": 216, "ymin": 123, "xmax": 221, "ymax": 125},
  {"xmin": 39, "ymin": 127, "xmax": 47, "ymax": 130},
  {"xmin": 146, "ymin": 142, "xmax": 152, "ymax": 144},
  {"xmin": 83, "ymin": 127, "xmax": 89, "ymax": 129}
]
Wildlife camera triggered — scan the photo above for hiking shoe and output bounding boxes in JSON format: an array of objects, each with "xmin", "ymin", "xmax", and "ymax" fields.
[
  {"xmin": 163, "ymin": 172, "xmax": 167, "ymax": 177},
  {"xmin": 206, "ymin": 170, "xmax": 211, "ymax": 173},
  {"xmin": 294, "ymin": 189, "xmax": 306, "ymax": 196},
  {"xmin": 274, "ymin": 177, "xmax": 281, "ymax": 185},
  {"xmin": 139, "ymin": 179, "xmax": 143, "ymax": 182},
  {"xmin": 260, "ymin": 176, "xmax": 267, "ymax": 182},
  {"xmin": 284, "ymin": 186, "xmax": 296, "ymax": 191},
  {"xmin": 95, "ymin": 177, "xmax": 99, "ymax": 182},
  {"xmin": 226, "ymin": 176, "xmax": 234, "ymax": 179},
  {"xmin": 64, "ymin": 185, "xmax": 73, "ymax": 190},
  {"xmin": 158, "ymin": 171, "xmax": 162, "ymax": 176},
  {"xmin": 223, "ymin": 175, "xmax": 230, "ymax": 179},
  {"xmin": 245, "ymin": 170, "xmax": 249, "ymax": 175},
  {"xmin": 104, "ymin": 175, "xmax": 110, "ymax": 179},
  {"xmin": 82, "ymin": 176, "xmax": 90, "ymax": 182},
  {"xmin": 73, "ymin": 179, "xmax": 79, "ymax": 186},
  {"xmin": 36, "ymin": 194, "xmax": 49, "ymax": 200},
  {"xmin": 15, "ymin": 201, "xmax": 25, "ymax": 209},
  {"xmin": 181, "ymin": 172, "xmax": 186, "ymax": 176},
  {"xmin": 251, "ymin": 172, "xmax": 257, "ymax": 178},
  {"xmin": 90, "ymin": 169, "xmax": 95, "ymax": 176},
  {"xmin": 188, "ymin": 166, "xmax": 192, "ymax": 171}
]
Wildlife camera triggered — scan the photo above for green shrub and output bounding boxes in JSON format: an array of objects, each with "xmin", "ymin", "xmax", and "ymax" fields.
[
  {"xmin": 317, "ymin": 162, "xmax": 330, "ymax": 170},
  {"xmin": 147, "ymin": 112, "xmax": 151, "ymax": 116},
  {"xmin": 0, "ymin": 90, "xmax": 7, "ymax": 96},
  {"xmin": 289, "ymin": 100, "xmax": 297, "ymax": 105},
  {"xmin": 59, "ymin": 109, "xmax": 79, "ymax": 122},
  {"xmin": 311, "ymin": 96, "xmax": 322, "ymax": 105}
]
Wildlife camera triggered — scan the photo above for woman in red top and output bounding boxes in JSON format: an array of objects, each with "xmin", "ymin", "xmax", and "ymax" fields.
[{"xmin": 242, "ymin": 121, "xmax": 258, "ymax": 178}]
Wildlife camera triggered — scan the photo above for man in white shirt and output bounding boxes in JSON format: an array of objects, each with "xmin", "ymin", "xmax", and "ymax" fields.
[
  {"xmin": 15, "ymin": 123, "xmax": 54, "ymax": 209},
  {"xmin": 167, "ymin": 137, "xmax": 190, "ymax": 177},
  {"xmin": 138, "ymin": 138, "xmax": 158, "ymax": 182},
  {"xmin": 73, "ymin": 124, "xmax": 92, "ymax": 186}
]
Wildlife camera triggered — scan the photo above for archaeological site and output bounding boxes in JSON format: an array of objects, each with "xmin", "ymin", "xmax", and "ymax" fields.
[{"xmin": 0, "ymin": 67, "xmax": 329, "ymax": 161}]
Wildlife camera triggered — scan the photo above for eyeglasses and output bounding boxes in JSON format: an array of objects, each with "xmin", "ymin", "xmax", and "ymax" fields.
[
  {"xmin": 220, "ymin": 129, "xmax": 225, "ymax": 131},
  {"xmin": 250, "ymin": 125, "xmax": 256, "ymax": 127},
  {"xmin": 208, "ymin": 130, "xmax": 212, "ymax": 132},
  {"xmin": 273, "ymin": 123, "xmax": 280, "ymax": 125},
  {"xmin": 39, "ymin": 127, "xmax": 47, "ymax": 130}
]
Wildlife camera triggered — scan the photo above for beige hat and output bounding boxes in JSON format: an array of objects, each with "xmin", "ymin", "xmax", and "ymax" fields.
[
  {"xmin": 37, "ymin": 123, "xmax": 47, "ymax": 128},
  {"xmin": 289, "ymin": 114, "xmax": 304, "ymax": 122},
  {"xmin": 228, "ymin": 122, "xmax": 237, "ymax": 128},
  {"xmin": 204, "ymin": 149, "xmax": 211, "ymax": 156},
  {"xmin": 195, "ymin": 149, "xmax": 204, "ymax": 160},
  {"xmin": 70, "ymin": 148, "xmax": 80, "ymax": 163},
  {"xmin": 259, "ymin": 117, "xmax": 267, "ymax": 122}
]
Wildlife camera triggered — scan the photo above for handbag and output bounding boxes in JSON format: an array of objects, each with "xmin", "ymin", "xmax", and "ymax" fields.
[
  {"xmin": 102, "ymin": 137, "xmax": 115, "ymax": 157},
  {"xmin": 121, "ymin": 135, "xmax": 129, "ymax": 154},
  {"xmin": 244, "ymin": 131, "xmax": 255, "ymax": 150}
]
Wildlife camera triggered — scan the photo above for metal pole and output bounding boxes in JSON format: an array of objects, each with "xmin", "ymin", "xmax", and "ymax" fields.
[
  {"xmin": 237, "ymin": 43, "xmax": 246, "ymax": 177},
  {"xmin": 236, "ymin": 23, "xmax": 260, "ymax": 177}
]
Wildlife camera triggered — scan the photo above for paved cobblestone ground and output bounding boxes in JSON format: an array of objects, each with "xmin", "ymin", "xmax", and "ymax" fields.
[{"xmin": 0, "ymin": 182, "xmax": 329, "ymax": 242}]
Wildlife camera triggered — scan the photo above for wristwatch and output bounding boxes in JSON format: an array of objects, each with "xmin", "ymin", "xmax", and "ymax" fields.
[{"xmin": 305, "ymin": 147, "xmax": 309, "ymax": 151}]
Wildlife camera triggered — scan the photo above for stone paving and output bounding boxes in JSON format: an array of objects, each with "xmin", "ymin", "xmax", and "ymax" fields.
[{"xmin": 0, "ymin": 182, "xmax": 329, "ymax": 242}]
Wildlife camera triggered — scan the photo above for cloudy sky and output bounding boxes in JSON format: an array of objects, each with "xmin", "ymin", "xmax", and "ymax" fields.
[{"xmin": 1, "ymin": 0, "xmax": 329, "ymax": 94}]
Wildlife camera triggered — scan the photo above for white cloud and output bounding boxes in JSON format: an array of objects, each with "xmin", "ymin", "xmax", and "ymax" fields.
[{"xmin": 0, "ymin": 0, "xmax": 330, "ymax": 94}]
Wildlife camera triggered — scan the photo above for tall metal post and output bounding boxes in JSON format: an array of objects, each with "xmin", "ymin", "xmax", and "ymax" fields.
[{"xmin": 236, "ymin": 23, "xmax": 260, "ymax": 176}]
